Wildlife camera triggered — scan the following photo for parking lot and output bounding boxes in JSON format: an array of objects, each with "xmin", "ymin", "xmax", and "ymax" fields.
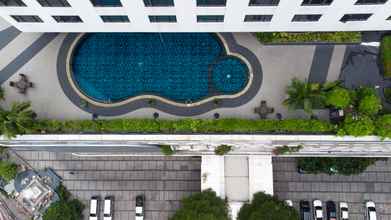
[
  {"xmin": 14, "ymin": 151, "xmax": 201, "ymax": 220},
  {"xmin": 273, "ymin": 157, "xmax": 391, "ymax": 220}
]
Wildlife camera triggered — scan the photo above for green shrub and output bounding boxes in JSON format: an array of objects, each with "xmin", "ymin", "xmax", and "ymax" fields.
[
  {"xmin": 0, "ymin": 102, "xmax": 37, "ymax": 139},
  {"xmin": 338, "ymin": 115, "xmax": 375, "ymax": 136},
  {"xmin": 34, "ymin": 118, "xmax": 334, "ymax": 135},
  {"xmin": 214, "ymin": 145, "xmax": 233, "ymax": 155},
  {"xmin": 297, "ymin": 157, "xmax": 383, "ymax": 175},
  {"xmin": 384, "ymin": 88, "xmax": 391, "ymax": 103},
  {"xmin": 256, "ymin": 32, "xmax": 361, "ymax": 43},
  {"xmin": 160, "ymin": 145, "xmax": 175, "ymax": 156},
  {"xmin": 273, "ymin": 145, "xmax": 303, "ymax": 155},
  {"xmin": 0, "ymin": 160, "xmax": 17, "ymax": 182},
  {"xmin": 237, "ymin": 191, "xmax": 299, "ymax": 220},
  {"xmin": 381, "ymin": 35, "xmax": 391, "ymax": 78},
  {"xmin": 375, "ymin": 114, "xmax": 391, "ymax": 139},
  {"xmin": 358, "ymin": 93, "xmax": 382, "ymax": 115},
  {"xmin": 170, "ymin": 189, "xmax": 229, "ymax": 220},
  {"xmin": 325, "ymin": 87, "xmax": 351, "ymax": 109}
]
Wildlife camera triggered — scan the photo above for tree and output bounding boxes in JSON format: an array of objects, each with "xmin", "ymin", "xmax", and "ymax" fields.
[
  {"xmin": 0, "ymin": 102, "xmax": 36, "ymax": 139},
  {"xmin": 338, "ymin": 114, "xmax": 374, "ymax": 136},
  {"xmin": 325, "ymin": 87, "xmax": 351, "ymax": 109},
  {"xmin": 283, "ymin": 79, "xmax": 325, "ymax": 114},
  {"xmin": 43, "ymin": 185, "xmax": 85, "ymax": 220},
  {"xmin": 0, "ymin": 160, "xmax": 17, "ymax": 181},
  {"xmin": 170, "ymin": 189, "xmax": 229, "ymax": 220},
  {"xmin": 297, "ymin": 157, "xmax": 383, "ymax": 175},
  {"xmin": 237, "ymin": 192, "xmax": 299, "ymax": 220},
  {"xmin": 43, "ymin": 200, "xmax": 84, "ymax": 220}
]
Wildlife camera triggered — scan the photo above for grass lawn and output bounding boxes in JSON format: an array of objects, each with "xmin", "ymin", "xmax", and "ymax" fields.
[
  {"xmin": 381, "ymin": 35, "xmax": 391, "ymax": 78},
  {"xmin": 256, "ymin": 32, "xmax": 362, "ymax": 43}
]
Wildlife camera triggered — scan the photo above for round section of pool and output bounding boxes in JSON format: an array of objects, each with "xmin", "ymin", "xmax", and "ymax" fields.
[{"xmin": 70, "ymin": 33, "xmax": 250, "ymax": 104}]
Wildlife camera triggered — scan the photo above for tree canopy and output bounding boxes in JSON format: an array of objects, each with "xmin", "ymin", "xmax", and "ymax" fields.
[
  {"xmin": 237, "ymin": 192, "xmax": 299, "ymax": 220},
  {"xmin": 170, "ymin": 189, "xmax": 229, "ymax": 220}
]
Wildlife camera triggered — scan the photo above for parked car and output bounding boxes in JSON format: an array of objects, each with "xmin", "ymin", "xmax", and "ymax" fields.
[
  {"xmin": 300, "ymin": 200, "xmax": 311, "ymax": 220},
  {"xmin": 313, "ymin": 200, "xmax": 323, "ymax": 220},
  {"xmin": 89, "ymin": 196, "xmax": 99, "ymax": 220},
  {"xmin": 326, "ymin": 201, "xmax": 337, "ymax": 220},
  {"xmin": 103, "ymin": 196, "xmax": 114, "ymax": 220},
  {"xmin": 285, "ymin": 200, "xmax": 293, "ymax": 207},
  {"xmin": 135, "ymin": 195, "xmax": 145, "ymax": 220},
  {"xmin": 339, "ymin": 202, "xmax": 349, "ymax": 220},
  {"xmin": 365, "ymin": 201, "xmax": 377, "ymax": 220}
]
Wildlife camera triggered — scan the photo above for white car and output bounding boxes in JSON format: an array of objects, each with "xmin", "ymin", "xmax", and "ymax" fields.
[
  {"xmin": 365, "ymin": 201, "xmax": 377, "ymax": 220},
  {"xmin": 339, "ymin": 202, "xmax": 349, "ymax": 220},
  {"xmin": 103, "ymin": 196, "xmax": 114, "ymax": 220},
  {"xmin": 135, "ymin": 195, "xmax": 145, "ymax": 220},
  {"xmin": 313, "ymin": 200, "xmax": 323, "ymax": 220},
  {"xmin": 89, "ymin": 196, "xmax": 99, "ymax": 220}
]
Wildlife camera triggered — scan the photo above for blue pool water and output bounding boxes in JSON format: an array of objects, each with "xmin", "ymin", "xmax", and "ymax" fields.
[{"xmin": 71, "ymin": 33, "xmax": 249, "ymax": 103}]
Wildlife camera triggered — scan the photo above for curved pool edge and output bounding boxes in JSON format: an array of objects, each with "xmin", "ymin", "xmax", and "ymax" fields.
[{"xmin": 57, "ymin": 32, "xmax": 263, "ymax": 116}]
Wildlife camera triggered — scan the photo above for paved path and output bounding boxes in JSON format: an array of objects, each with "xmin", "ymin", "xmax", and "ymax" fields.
[
  {"xmin": 14, "ymin": 151, "xmax": 201, "ymax": 220},
  {"xmin": 273, "ymin": 157, "xmax": 391, "ymax": 220}
]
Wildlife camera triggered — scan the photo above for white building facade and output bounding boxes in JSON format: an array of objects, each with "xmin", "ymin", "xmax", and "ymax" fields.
[{"xmin": 0, "ymin": 0, "xmax": 390, "ymax": 32}]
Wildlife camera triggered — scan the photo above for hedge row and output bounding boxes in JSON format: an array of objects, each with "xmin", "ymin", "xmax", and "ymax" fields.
[
  {"xmin": 34, "ymin": 118, "xmax": 335, "ymax": 134},
  {"xmin": 256, "ymin": 32, "xmax": 362, "ymax": 44}
]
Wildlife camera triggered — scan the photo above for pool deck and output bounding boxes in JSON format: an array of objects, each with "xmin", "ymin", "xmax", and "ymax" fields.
[{"xmin": 0, "ymin": 19, "xmax": 383, "ymax": 120}]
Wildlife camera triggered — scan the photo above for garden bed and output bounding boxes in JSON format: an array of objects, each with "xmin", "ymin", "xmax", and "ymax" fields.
[{"xmin": 256, "ymin": 32, "xmax": 362, "ymax": 44}]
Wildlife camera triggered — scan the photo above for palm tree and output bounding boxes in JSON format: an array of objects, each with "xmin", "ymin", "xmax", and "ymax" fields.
[
  {"xmin": 0, "ymin": 102, "xmax": 36, "ymax": 139},
  {"xmin": 283, "ymin": 79, "xmax": 325, "ymax": 114}
]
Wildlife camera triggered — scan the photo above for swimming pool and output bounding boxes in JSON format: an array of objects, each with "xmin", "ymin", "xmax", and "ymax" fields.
[{"xmin": 70, "ymin": 33, "xmax": 250, "ymax": 105}]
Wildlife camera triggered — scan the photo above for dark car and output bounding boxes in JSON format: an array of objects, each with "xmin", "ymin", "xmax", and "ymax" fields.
[
  {"xmin": 326, "ymin": 201, "xmax": 337, "ymax": 220},
  {"xmin": 300, "ymin": 200, "xmax": 311, "ymax": 220}
]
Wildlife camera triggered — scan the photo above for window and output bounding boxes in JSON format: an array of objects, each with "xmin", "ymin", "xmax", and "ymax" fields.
[
  {"xmin": 340, "ymin": 13, "xmax": 372, "ymax": 22},
  {"xmin": 11, "ymin": 15, "xmax": 42, "ymax": 22},
  {"xmin": 249, "ymin": 0, "xmax": 279, "ymax": 6},
  {"xmin": 90, "ymin": 0, "xmax": 121, "ymax": 7},
  {"xmin": 149, "ymin": 15, "xmax": 176, "ymax": 23},
  {"xmin": 355, "ymin": 0, "xmax": 387, "ymax": 4},
  {"xmin": 143, "ymin": 0, "xmax": 173, "ymax": 6},
  {"xmin": 197, "ymin": 0, "xmax": 226, "ymax": 6},
  {"xmin": 53, "ymin": 15, "xmax": 82, "ymax": 23},
  {"xmin": 0, "ymin": 0, "xmax": 26, "ymax": 6},
  {"xmin": 37, "ymin": 0, "xmax": 70, "ymax": 7},
  {"xmin": 101, "ymin": 15, "xmax": 129, "ymax": 22},
  {"xmin": 244, "ymin": 15, "xmax": 273, "ymax": 22},
  {"xmin": 292, "ymin": 14, "xmax": 321, "ymax": 22},
  {"xmin": 302, "ymin": 0, "xmax": 333, "ymax": 5},
  {"xmin": 197, "ymin": 15, "xmax": 224, "ymax": 22}
]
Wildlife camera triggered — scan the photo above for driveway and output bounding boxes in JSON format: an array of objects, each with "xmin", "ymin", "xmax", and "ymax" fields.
[
  {"xmin": 273, "ymin": 157, "xmax": 391, "ymax": 220},
  {"xmin": 13, "ymin": 151, "xmax": 201, "ymax": 220}
]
